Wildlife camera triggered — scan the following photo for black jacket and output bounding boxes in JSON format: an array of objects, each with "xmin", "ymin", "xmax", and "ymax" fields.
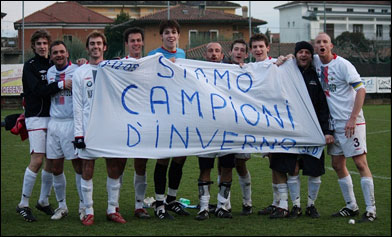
[
  {"xmin": 21, "ymin": 54, "xmax": 61, "ymax": 118},
  {"xmin": 298, "ymin": 64, "xmax": 334, "ymax": 136}
]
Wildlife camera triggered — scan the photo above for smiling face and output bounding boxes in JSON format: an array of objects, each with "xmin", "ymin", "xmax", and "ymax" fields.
[
  {"xmin": 250, "ymin": 40, "xmax": 270, "ymax": 62},
  {"xmin": 230, "ymin": 42, "xmax": 248, "ymax": 64},
  {"xmin": 50, "ymin": 44, "xmax": 68, "ymax": 69},
  {"xmin": 33, "ymin": 37, "xmax": 49, "ymax": 58},
  {"xmin": 126, "ymin": 33, "xmax": 144, "ymax": 59},
  {"xmin": 161, "ymin": 27, "xmax": 179, "ymax": 51},
  {"xmin": 296, "ymin": 49, "xmax": 312, "ymax": 68},
  {"xmin": 315, "ymin": 33, "xmax": 334, "ymax": 63},
  {"xmin": 87, "ymin": 36, "xmax": 106, "ymax": 63},
  {"xmin": 206, "ymin": 42, "xmax": 224, "ymax": 62}
]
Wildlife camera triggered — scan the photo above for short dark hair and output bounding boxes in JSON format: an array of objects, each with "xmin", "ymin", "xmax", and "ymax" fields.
[
  {"xmin": 159, "ymin": 20, "xmax": 180, "ymax": 35},
  {"xmin": 230, "ymin": 39, "xmax": 248, "ymax": 53},
  {"xmin": 49, "ymin": 40, "xmax": 68, "ymax": 54},
  {"xmin": 86, "ymin": 31, "xmax": 107, "ymax": 48},
  {"xmin": 249, "ymin": 33, "xmax": 270, "ymax": 48},
  {"xmin": 124, "ymin": 27, "xmax": 144, "ymax": 42},
  {"xmin": 30, "ymin": 29, "xmax": 51, "ymax": 50}
]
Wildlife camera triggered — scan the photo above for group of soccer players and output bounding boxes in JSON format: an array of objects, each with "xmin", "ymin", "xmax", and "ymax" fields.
[{"xmin": 16, "ymin": 19, "xmax": 376, "ymax": 226}]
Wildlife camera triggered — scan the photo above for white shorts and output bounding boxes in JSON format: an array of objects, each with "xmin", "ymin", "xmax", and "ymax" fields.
[
  {"xmin": 26, "ymin": 117, "xmax": 49, "ymax": 154},
  {"xmin": 28, "ymin": 129, "xmax": 47, "ymax": 154},
  {"xmin": 46, "ymin": 118, "xmax": 77, "ymax": 160},
  {"xmin": 234, "ymin": 153, "xmax": 251, "ymax": 159},
  {"xmin": 327, "ymin": 120, "xmax": 367, "ymax": 158}
]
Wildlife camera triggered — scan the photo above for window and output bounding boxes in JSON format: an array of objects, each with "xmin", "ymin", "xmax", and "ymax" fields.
[
  {"xmin": 368, "ymin": 9, "xmax": 375, "ymax": 13},
  {"xmin": 233, "ymin": 32, "xmax": 243, "ymax": 40},
  {"xmin": 381, "ymin": 9, "xmax": 388, "ymax": 13},
  {"xmin": 313, "ymin": 7, "xmax": 318, "ymax": 11},
  {"xmin": 326, "ymin": 8, "xmax": 332, "ymax": 12},
  {"xmin": 63, "ymin": 35, "xmax": 72, "ymax": 43},
  {"xmin": 376, "ymin": 25, "xmax": 383, "ymax": 37},
  {"xmin": 189, "ymin": 30, "xmax": 198, "ymax": 45},
  {"xmin": 209, "ymin": 30, "xmax": 218, "ymax": 41},
  {"xmin": 347, "ymin": 8, "xmax": 353, "ymax": 12},
  {"xmin": 353, "ymin": 24, "xmax": 363, "ymax": 33},
  {"xmin": 288, "ymin": 21, "xmax": 290, "ymax": 28},
  {"xmin": 293, "ymin": 21, "xmax": 295, "ymax": 28}
]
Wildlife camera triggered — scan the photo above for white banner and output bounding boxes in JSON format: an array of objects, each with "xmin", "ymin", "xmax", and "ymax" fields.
[
  {"xmin": 79, "ymin": 54, "xmax": 325, "ymax": 159},
  {"xmin": 377, "ymin": 77, "xmax": 391, "ymax": 93},
  {"xmin": 1, "ymin": 64, "xmax": 23, "ymax": 96},
  {"xmin": 362, "ymin": 77, "xmax": 377, "ymax": 93}
]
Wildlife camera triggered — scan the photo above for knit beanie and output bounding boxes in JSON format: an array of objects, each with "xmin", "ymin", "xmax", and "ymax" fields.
[{"xmin": 294, "ymin": 41, "xmax": 314, "ymax": 57}]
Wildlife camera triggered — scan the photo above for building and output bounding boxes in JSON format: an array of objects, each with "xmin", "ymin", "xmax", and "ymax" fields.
[
  {"xmin": 275, "ymin": 1, "xmax": 391, "ymax": 43},
  {"xmin": 14, "ymin": 1, "xmax": 114, "ymax": 51},
  {"xmin": 76, "ymin": 1, "xmax": 241, "ymax": 19},
  {"xmin": 113, "ymin": 4, "xmax": 266, "ymax": 53}
]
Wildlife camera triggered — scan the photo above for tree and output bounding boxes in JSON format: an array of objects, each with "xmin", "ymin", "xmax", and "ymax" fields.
[{"xmin": 104, "ymin": 10, "xmax": 131, "ymax": 59}]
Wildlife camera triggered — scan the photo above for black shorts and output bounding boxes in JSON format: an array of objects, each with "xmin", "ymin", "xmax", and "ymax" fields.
[
  {"xmin": 219, "ymin": 154, "xmax": 236, "ymax": 168},
  {"xmin": 198, "ymin": 157, "xmax": 216, "ymax": 170},
  {"xmin": 269, "ymin": 151, "xmax": 325, "ymax": 177}
]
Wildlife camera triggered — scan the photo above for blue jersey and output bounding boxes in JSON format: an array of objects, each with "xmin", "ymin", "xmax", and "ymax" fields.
[{"xmin": 148, "ymin": 47, "xmax": 186, "ymax": 59}]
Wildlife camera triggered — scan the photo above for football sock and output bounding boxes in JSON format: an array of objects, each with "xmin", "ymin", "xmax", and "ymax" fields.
[
  {"xmin": 81, "ymin": 178, "xmax": 94, "ymax": 215},
  {"xmin": 338, "ymin": 175, "xmax": 358, "ymax": 211},
  {"xmin": 198, "ymin": 180, "xmax": 211, "ymax": 212},
  {"xmin": 238, "ymin": 171, "xmax": 252, "ymax": 206},
  {"xmin": 107, "ymin": 177, "xmax": 121, "ymax": 214},
  {"xmin": 307, "ymin": 176, "xmax": 321, "ymax": 207},
  {"xmin": 19, "ymin": 167, "xmax": 37, "ymax": 208},
  {"xmin": 75, "ymin": 173, "xmax": 83, "ymax": 206},
  {"xmin": 53, "ymin": 173, "xmax": 67, "ymax": 209},
  {"xmin": 272, "ymin": 183, "xmax": 280, "ymax": 206},
  {"xmin": 217, "ymin": 181, "xmax": 231, "ymax": 210},
  {"xmin": 168, "ymin": 160, "xmax": 184, "ymax": 190},
  {"xmin": 154, "ymin": 162, "xmax": 168, "ymax": 196},
  {"xmin": 166, "ymin": 191, "xmax": 177, "ymax": 203},
  {"xmin": 155, "ymin": 194, "xmax": 165, "ymax": 210},
  {"xmin": 287, "ymin": 175, "xmax": 301, "ymax": 207},
  {"xmin": 134, "ymin": 172, "xmax": 147, "ymax": 210},
  {"xmin": 360, "ymin": 176, "xmax": 376, "ymax": 214},
  {"xmin": 277, "ymin": 183, "xmax": 289, "ymax": 210},
  {"xmin": 38, "ymin": 169, "xmax": 53, "ymax": 206},
  {"xmin": 225, "ymin": 192, "xmax": 232, "ymax": 210}
]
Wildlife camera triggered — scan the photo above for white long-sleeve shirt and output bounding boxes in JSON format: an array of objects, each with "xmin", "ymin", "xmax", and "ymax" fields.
[{"xmin": 72, "ymin": 63, "xmax": 98, "ymax": 137}]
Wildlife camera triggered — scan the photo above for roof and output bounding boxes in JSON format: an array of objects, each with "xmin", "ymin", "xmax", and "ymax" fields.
[
  {"xmin": 116, "ymin": 4, "xmax": 266, "ymax": 27},
  {"xmin": 76, "ymin": 1, "xmax": 241, "ymax": 8},
  {"xmin": 275, "ymin": 1, "xmax": 391, "ymax": 9},
  {"xmin": 14, "ymin": 1, "xmax": 114, "ymax": 25},
  {"xmin": 186, "ymin": 42, "xmax": 296, "ymax": 60}
]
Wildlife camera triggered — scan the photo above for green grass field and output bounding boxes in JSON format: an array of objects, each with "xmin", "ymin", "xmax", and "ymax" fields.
[{"xmin": 1, "ymin": 105, "xmax": 391, "ymax": 236}]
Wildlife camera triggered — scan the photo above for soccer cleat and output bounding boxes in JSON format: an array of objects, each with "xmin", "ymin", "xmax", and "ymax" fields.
[
  {"xmin": 16, "ymin": 206, "xmax": 36, "ymax": 222},
  {"xmin": 305, "ymin": 205, "xmax": 320, "ymax": 218},
  {"xmin": 166, "ymin": 201, "xmax": 190, "ymax": 216},
  {"xmin": 208, "ymin": 204, "xmax": 217, "ymax": 213},
  {"xmin": 270, "ymin": 207, "xmax": 289, "ymax": 219},
  {"xmin": 241, "ymin": 204, "xmax": 253, "ymax": 216},
  {"xmin": 154, "ymin": 208, "xmax": 174, "ymax": 220},
  {"xmin": 79, "ymin": 207, "xmax": 86, "ymax": 221},
  {"xmin": 134, "ymin": 208, "xmax": 151, "ymax": 219},
  {"xmin": 358, "ymin": 211, "xmax": 376, "ymax": 223},
  {"xmin": 107, "ymin": 212, "xmax": 127, "ymax": 224},
  {"xmin": 215, "ymin": 208, "xmax": 233, "ymax": 219},
  {"xmin": 258, "ymin": 205, "xmax": 276, "ymax": 215},
  {"xmin": 289, "ymin": 205, "xmax": 302, "ymax": 218},
  {"xmin": 195, "ymin": 210, "xmax": 209, "ymax": 221},
  {"xmin": 82, "ymin": 214, "xmax": 94, "ymax": 226},
  {"xmin": 35, "ymin": 202, "xmax": 55, "ymax": 215},
  {"xmin": 332, "ymin": 207, "xmax": 359, "ymax": 217},
  {"xmin": 51, "ymin": 207, "xmax": 68, "ymax": 220}
]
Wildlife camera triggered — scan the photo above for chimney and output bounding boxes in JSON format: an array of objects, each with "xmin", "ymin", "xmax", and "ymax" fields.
[{"xmin": 242, "ymin": 6, "xmax": 248, "ymax": 18}]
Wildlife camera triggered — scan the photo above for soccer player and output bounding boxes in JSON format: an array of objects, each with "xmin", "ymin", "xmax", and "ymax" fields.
[
  {"xmin": 268, "ymin": 41, "xmax": 334, "ymax": 219},
  {"xmin": 122, "ymin": 27, "xmax": 150, "ymax": 219},
  {"xmin": 73, "ymin": 31, "xmax": 127, "ymax": 225},
  {"xmin": 226, "ymin": 39, "xmax": 254, "ymax": 216},
  {"xmin": 313, "ymin": 32, "xmax": 376, "ymax": 222},
  {"xmin": 196, "ymin": 42, "xmax": 235, "ymax": 220},
  {"xmin": 16, "ymin": 29, "xmax": 72, "ymax": 222},
  {"xmin": 45, "ymin": 40, "xmax": 82, "ymax": 220},
  {"xmin": 147, "ymin": 20, "xmax": 189, "ymax": 220}
]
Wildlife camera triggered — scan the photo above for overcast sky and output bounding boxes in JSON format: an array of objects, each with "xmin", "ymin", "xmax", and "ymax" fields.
[{"xmin": 1, "ymin": 1, "xmax": 285, "ymax": 37}]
